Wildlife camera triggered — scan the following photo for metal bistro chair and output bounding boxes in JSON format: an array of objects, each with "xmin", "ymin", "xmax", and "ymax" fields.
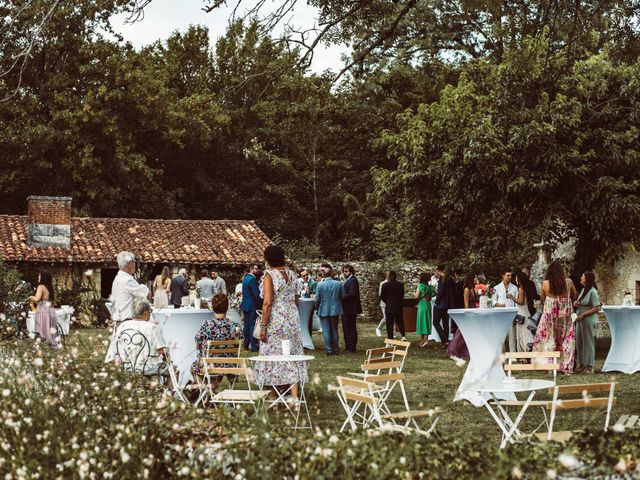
[{"xmin": 116, "ymin": 328, "xmax": 176, "ymax": 389}]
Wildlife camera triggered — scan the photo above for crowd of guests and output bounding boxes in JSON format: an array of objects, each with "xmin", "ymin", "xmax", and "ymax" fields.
[{"xmin": 151, "ymin": 266, "xmax": 228, "ymax": 309}]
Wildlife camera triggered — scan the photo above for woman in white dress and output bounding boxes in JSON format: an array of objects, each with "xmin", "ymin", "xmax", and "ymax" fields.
[
  {"xmin": 509, "ymin": 271, "xmax": 535, "ymax": 351},
  {"xmin": 153, "ymin": 266, "xmax": 171, "ymax": 309}
]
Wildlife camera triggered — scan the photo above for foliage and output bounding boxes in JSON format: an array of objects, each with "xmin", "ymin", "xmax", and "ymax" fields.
[
  {"xmin": 373, "ymin": 37, "xmax": 640, "ymax": 276},
  {"xmin": 56, "ymin": 273, "xmax": 110, "ymax": 328},
  {"xmin": 0, "ymin": 259, "xmax": 30, "ymax": 339},
  {"xmin": 1, "ymin": 330, "xmax": 640, "ymax": 478}
]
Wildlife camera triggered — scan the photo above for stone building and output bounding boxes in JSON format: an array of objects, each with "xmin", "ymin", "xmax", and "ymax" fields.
[
  {"xmin": 596, "ymin": 249, "xmax": 640, "ymax": 305},
  {"xmin": 0, "ymin": 196, "xmax": 272, "ymax": 297}
]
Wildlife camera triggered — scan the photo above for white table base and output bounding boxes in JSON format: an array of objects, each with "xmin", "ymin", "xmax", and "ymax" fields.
[
  {"xmin": 449, "ymin": 308, "xmax": 518, "ymax": 407},
  {"xmin": 602, "ymin": 306, "xmax": 640, "ymax": 374},
  {"xmin": 297, "ymin": 299, "xmax": 315, "ymax": 350},
  {"xmin": 152, "ymin": 309, "xmax": 215, "ymax": 388},
  {"xmin": 250, "ymin": 355, "xmax": 314, "ymax": 429}
]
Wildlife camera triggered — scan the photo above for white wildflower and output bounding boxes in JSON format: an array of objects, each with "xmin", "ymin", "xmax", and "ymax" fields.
[
  {"xmin": 558, "ymin": 453, "xmax": 578, "ymax": 469},
  {"xmin": 546, "ymin": 469, "xmax": 557, "ymax": 479}
]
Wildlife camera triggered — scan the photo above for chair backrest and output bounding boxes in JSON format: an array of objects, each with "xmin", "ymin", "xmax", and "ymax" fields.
[
  {"xmin": 205, "ymin": 339, "xmax": 242, "ymax": 357},
  {"xmin": 384, "ymin": 339, "xmax": 410, "ymax": 369},
  {"xmin": 546, "ymin": 382, "xmax": 618, "ymax": 437},
  {"xmin": 504, "ymin": 351, "xmax": 560, "ymax": 382},
  {"xmin": 360, "ymin": 360, "xmax": 402, "ymax": 373},
  {"xmin": 116, "ymin": 328, "xmax": 153, "ymax": 374}
]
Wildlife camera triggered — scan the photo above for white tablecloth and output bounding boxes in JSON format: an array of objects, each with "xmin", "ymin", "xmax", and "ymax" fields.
[
  {"xmin": 27, "ymin": 306, "xmax": 74, "ymax": 336},
  {"xmin": 602, "ymin": 306, "xmax": 640, "ymax": 374},
  {"xmin": 297, "ymin": 299, "xmax": 315, "ymax": 350},
  {"xmin": 449, "ymin": 307, "xmax": 518, "ymax": 407},
  {"xmin": 152, "ymin": 308, "xmax": 214, "ymax": 387}
]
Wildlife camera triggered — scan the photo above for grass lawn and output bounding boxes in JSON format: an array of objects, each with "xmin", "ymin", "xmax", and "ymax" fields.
[{"xmin": 74, "ymin": 322, "xmax": 640, "ymax": 444}]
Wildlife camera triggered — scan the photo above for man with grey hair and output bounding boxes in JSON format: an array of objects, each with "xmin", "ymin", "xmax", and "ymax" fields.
[
  {"xmin": 106, "ymin": 251, "xmax": 150, "ymax": 362},
  {"xmin": 170, "ymin": 268, "xmax": 190, "ymax": 308}
]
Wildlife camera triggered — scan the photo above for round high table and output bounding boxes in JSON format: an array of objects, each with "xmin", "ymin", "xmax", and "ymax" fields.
[
  {"xmin": 152, "ymin": 308, "xmax": 215, "ymax": 388},
  {"xmin": 468, "ymin": 379, "xmax": 554, "ymax": 449},
  {"xmin": 602, "ymin": 306, "xmax": 640, "ymax": 374},
  {"xmin": 297, "ymin": 299, "xmax": 315, "ymax": 350},
  {"xmin": 249, "ymin": 354, "xmax": 315, "ymax": 429},
  {"xmin": 449, "ymin": 307, "xmax": 518, "ymax": 407}
]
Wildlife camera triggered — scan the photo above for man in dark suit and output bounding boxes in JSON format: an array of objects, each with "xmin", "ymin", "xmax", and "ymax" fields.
[
  {"xmin": 170, "ymin": 268, "xmax": 190, "ymax": 309},
  {"xmin": 380, "ymin": 271, "xmax": 406, "ymax": 340},
  {"xmin": 433, "ymin": 265, "xmax": 455, "ymax": 347},
  {"xmin": 240, "ymin": 264, "xmax": 262, "ymax": 352},
  {"xmin": 341, "ymin": 264, "xmax": 362, "ymax": 353}
]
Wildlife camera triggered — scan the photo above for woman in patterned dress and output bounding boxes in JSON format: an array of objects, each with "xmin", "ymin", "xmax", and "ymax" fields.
[
  {"xmin": 532, "ymin": 261, "xmax": 578, "ymax": 374},
  {"xmin": 29, "ymin": 270, "xmax": 59, "ymax": 348},
  {"xmin": 191, "ymin": 293, "xmax": 243, "ymax": 388},
  {"xmin": 257, "ymin": 245, "xmax": 308, "ymax": 402}
]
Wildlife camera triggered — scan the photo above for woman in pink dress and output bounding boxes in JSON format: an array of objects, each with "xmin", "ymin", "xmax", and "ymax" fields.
[
  {"xmin": 532, "ymin": 261, "xmax": 578, "ymax": 374},
  {"xmin": 29, "ymin": 271, "xmax": 59, "ymax": 348}
]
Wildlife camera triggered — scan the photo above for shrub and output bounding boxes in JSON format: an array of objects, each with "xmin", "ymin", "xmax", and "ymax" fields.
[{"xmin": 56, "ymin": 274, "xmax": 110, "ymax": 328}]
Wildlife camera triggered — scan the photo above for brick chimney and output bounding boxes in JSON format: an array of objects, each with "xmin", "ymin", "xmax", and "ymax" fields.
[{"xmin": 27, "ymin": 196, "xmax": 72, "ymax": 249}]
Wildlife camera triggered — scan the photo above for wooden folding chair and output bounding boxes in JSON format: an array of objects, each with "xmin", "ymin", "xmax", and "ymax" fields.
[
  {"xmin": 209, "ymin": 358, "xmax": 269, "ymax": 411},
  {"xmin": 536, "ymin": 382, "xmax": 618, "ymax": 442},
  {"xmin": 614, "ymin": 414, "xmax": 640, "ymax": 430},
  {"xmin": 334, "ymin": 376, "xmax": 385, "ymax": 432},
  {"xmin": 331, "ymin": 376, "xmax": 438, "ymax": 436},
  {"xmin": 189, "ymin": 339, "xmax": 243, "ymax": 406},
  {"xmin": 504, "ymin": 351, "xmax": 560, "ymax": 382}
]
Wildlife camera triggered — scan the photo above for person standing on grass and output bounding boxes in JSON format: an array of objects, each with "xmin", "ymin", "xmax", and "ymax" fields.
[
  {"xmin": 341, "ymin": 265, "xmax": 363, "ymax": 353},
  {"xmin": 447, "ymin": 272, "xmax": 477, "ymax": 360},
  {"xmin": 532, "ymin": 261, "xmax": 578, "ymax": 375},
  {"xmin": 170, "ymin": 268, "xmax": 190, "ymax": 308},
  {"xmin": 433, "ymin": 265, "xmax": 454, "ymax": 347},
  {"xmin": 375, "ymin": 274, "xmax": 388, "ymax": 337},
  {"xmin": 240, "ymin": 264, "xmax": 262, "ymax": 352},
  {"xmin": 315, "ymin": 265, "xmax": 343, "ymax": 355},
  {"xmin": 415, "ymin": 272, "xmax": 435, "ymax": 347},
  {"xmin": 380, "ymin": 271, "xmax": 406, "ymax": 341},
  {"xmin": 196, "ymin": 269, "xmax": 216, "ymax": 302},
  {"xmin": 574, "ymin": 272, "xmax": 602, "ymax": 374}
]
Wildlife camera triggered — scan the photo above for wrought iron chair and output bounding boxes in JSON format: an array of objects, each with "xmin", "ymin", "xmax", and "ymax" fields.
[{"xmin": 116, "ymin": 328, "xmax": 170, "ymax": 380}]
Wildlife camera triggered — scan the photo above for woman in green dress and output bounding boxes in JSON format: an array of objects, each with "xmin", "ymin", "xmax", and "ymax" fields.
[
  {"xmin": 574, "ymin": 271, "xmax": 602, "ymax": 374},
  {"xmin": 415, "ymin": 272, "xmax": 436, "ymax": 347}
]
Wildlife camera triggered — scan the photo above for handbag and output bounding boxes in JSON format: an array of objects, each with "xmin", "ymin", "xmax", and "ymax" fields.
[
  {"xmin": 514, "ymin": 314, "xmax": 526, "ymax": 324},
  {"xmin": 525, "ymin": 311, "xmax": 542, "ymax": 334},
  {"xmin": 253, "ymin": 311, "xmax": 263, "ymax": 340}
]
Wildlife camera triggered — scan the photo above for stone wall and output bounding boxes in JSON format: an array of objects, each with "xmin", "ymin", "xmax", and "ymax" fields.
[
  {"xmin": 296, "ymin": 259, "xmax": 434, "ymax": 322},
  {"xmin": 595, "ymin": 250, "xmax": 640, "ymax": 305}
]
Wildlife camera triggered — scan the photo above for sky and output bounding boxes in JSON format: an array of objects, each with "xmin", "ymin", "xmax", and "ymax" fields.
[{"xmin": 110, "ymin": 0, "xmax": 348, "ymax": 73}]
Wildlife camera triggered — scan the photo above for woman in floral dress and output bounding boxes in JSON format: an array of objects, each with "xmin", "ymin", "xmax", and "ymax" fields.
[
  {"xmin": 532, "ymin": 261, "xmax": 578, "ymax": 374},
  {"xmin": 191, "ymin": 293, "xmax": 243, "ymax": 388},
  {"xmin": 257, "ymin": 245, "xmax": 307, "ymax": 401}
]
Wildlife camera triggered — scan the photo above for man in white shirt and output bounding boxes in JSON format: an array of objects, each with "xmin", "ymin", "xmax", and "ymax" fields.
[
  {"xmin": 211, "ymin": 271, "xmax": 227, "ymax": 295},
  {"xmin": 375, "ymin": 276, "xmax": 388, "ymax": 337},
  {"xmin": 493, "ymin": 268, "xmax": 520, "ymax": 351},
  {"xmin": 105, "ymin": 251, "xmax": 150, "ymax": 362},
  {"xmin": 494, "ymin": 269, "xmax": 518, "ymax": 308}
]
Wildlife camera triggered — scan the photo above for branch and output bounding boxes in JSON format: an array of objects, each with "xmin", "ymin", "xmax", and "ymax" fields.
[{"xmin": 1, "ymin": 0, "xmax": 62, "ymax": 102}]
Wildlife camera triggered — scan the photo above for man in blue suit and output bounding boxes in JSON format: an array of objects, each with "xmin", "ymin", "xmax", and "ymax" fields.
[
  {"xmin": 315, "ymin": 264, "xmax": 343, "ymax": 355},
  {"xmin": 240, "ymin": 264, "xmax": 262, "ymax": 352}
]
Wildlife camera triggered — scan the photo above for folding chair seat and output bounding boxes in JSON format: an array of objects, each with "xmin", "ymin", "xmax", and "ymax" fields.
[
  {"xmin": 614, "ymin": 414, "xmax": 640, "ymax": 430},
  {"xmin": 534, "ymin": 382, "xmax": 618, "ymax": 442},
  {"xmin": 209, "ymin": 358, "xmax": 269, "ymax": 411}
]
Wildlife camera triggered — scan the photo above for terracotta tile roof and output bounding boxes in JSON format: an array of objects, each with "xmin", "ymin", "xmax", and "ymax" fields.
[{"xmin": 0, "ymin": 215, "xmax": 272, "ymax": 266}]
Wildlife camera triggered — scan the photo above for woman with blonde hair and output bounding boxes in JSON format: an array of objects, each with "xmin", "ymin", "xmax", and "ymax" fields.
[{"xmin": 153, "ymin": 266, "xmax": 171, "ymax": 308}]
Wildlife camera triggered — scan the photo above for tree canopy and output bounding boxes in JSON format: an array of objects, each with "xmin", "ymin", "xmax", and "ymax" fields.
[{"xmin": 1, "ymin": 0, "xmax": 640, "ymax": 274}]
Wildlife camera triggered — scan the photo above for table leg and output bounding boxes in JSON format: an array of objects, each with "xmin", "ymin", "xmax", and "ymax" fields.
[
  {"xmin": 482, "ymin": 395, "xmax": 512, "ymax": 440},
  {"xmin": 499, "ymin": 391, "xmax": 536, "ymax": 449}
]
